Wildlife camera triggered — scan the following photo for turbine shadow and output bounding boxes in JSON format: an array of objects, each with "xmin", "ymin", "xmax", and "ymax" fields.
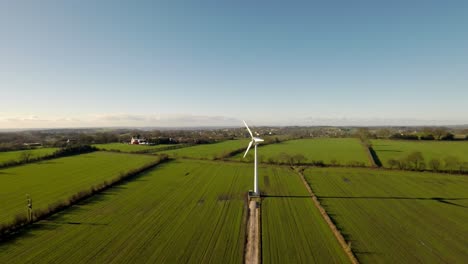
[
  {"xmin": 262, "ymin": 195, "xmax": 311, "ymax": 198},
  {"xmin": 317, "ymin": 196, "xmax": 468, "ymax": 208}
]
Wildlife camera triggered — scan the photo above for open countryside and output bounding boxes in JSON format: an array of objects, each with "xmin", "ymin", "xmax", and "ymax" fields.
[
  {"xmin": 2, "ymin": 1, "xmax": 468, "ymax": 263},
  {"xmin": 1, "ymin": 133, "xmax": 467, "ymax": 263}
]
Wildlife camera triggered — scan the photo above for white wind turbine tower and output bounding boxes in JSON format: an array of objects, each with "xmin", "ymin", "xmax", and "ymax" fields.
[{"xmin": 243, "ymin": 120, "xmax": 264, "ymax": 196}]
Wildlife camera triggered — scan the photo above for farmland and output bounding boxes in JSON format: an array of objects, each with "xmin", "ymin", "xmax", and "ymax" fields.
[
  {"xmin": 0, "ymin": 148, "xmax": 58, "ymax": 166},
  {"xmin": 232, "ymin": 138, "xmax": 370, "ymax": 166},
  {"xmin": 0, "ymin": 152, "xmax": 159, "ymax": 225},
  {"xmin": 0, "ymin": 160, "xmax": 252, "ymax": 263},
  {"xmin": 93, "ymin": 143, "xmax": 178, "ymax": 153},
  {"xmin": 156, "ymin": 139, "xmax": 249, "ymax": 160},
  {"xmin": 261, "ymin": 166, "xmax": 350, "ymax": 263},
  {"xmin": 371, "ymin": 139, "xmax": 468, "ymax": 170},
  {"xmin": 304, "ymin": 167, "xmax": 468, "ymax": 263}
]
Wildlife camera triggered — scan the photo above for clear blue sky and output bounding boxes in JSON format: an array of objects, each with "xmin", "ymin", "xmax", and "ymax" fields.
[{"xmin": 1, "ymin": 1, "xmax": 467, "ymax": 128}]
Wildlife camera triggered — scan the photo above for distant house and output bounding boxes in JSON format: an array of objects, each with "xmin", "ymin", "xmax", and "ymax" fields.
[
  {"xmin": 67, "ymin": 139, "xmax": 77, "ymax": 144},
  {"xmin": 23, "ymin": 142, "xmax": 42, "ymax": 147},
  {"xmin": 130, "ymin": 137, "xmax": 147, "ymax": 145}
]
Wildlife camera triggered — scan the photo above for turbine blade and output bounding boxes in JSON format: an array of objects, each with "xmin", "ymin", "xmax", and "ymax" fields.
[
  {"xmin": 243, "ymin": 120, "xmax": 254, "ymax": 138},
  {"xmin": 254, "ymin": 138, "xmax": 264, "ymax": 142},
  {"xmin": 243, "ymin": 141, "xmax": 253, "ymax": 158}
]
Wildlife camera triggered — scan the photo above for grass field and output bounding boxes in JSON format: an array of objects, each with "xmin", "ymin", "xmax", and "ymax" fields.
[
  {"xmin": 231, "ymin": 138, "xmax": 371, "ymax": 166},
  {"xmin": 156, "ymin": 139, "xmax": 249, "ymax": 160},
  {"xmin": 0, "ymin": 152, "xmax": 159, "ymax": 225},
  {"xmin": 260, "ymin": 166, "xmax": 350, "ymax": 263},
  {"xmin": 93, "ymin": 143, "xmax": 177, "ymax": 153},
  {"xmin": 304, "ymin": 167, "xmax": 468, "ymax": 263},
  {"xmin": 371, "ymin": 139, "xmax": 468, "ymax": 170},
  {"xmin": 0, "ymin": 148, "xmax": 58, "ymax": 166},
  {"xmin": 0, "ymin": 160, "xmax": 254, "ymax": 263}
]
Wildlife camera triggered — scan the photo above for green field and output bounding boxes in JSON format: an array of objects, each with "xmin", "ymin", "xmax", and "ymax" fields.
[
  {"xmin": 0, "ymin": 152, "xmax": 158, "ymax": 225},
  {"xmin": 0, "ymin": 160, "xmax": 253, "ymax": 263},
  {"xmin": 0, "ymin": 148, "xmax": 58, "ymax": 166},
  {"xmin": 304, "ymin": 167, "xmax": 468, "ymax": 263},
  {"xmin": 261, "ymin": 166, "xmax": 350, "ymax": 263},
  {"xmin": 232, "ymin": 138, "xmax": 370, "ymax": 166},
  {"xmin": 93, "ymin": 143, "xmax": 177, "ymax": 153},
  {"xmin": 156, "ymin": 140, "xmax": 249, "ymax": 160},
  {"xmin": 372, "ymin": 139, "xmax": 468, "ymax": 170}
]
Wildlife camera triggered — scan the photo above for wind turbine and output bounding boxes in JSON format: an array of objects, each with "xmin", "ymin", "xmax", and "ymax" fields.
[{"xmin": 243, "ymin": 120, "xmax": 264, "ymax": 196}]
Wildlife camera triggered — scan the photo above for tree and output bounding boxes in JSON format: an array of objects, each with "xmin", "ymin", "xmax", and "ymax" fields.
[
  {"xmin": 441, "ymin": 133, "xmax": 455, "ymax": 141},
  {"xmin": 388, "ymin": 159, "xmax": 399, "ymax": 169},
  {"xmin": 376, "ymin": 128, "xmax": 392, "ymax": 139},
  {"xmin": 407, "ymin": 151, "xmax": 424, "ymax": 170},
  {"xmin": 444, "ymin": 156, "xmax": 460, "ymax": 172},
  {"xmin": 433, "ymin": 128, "xmax": 448, "ymax": 140},
  {"xmin": 278, "ymin": 152, "xmax": 291, "ymax": 165},
  {"xmin": 420, "ymin": 134, "xmax": 435, "ymax": 140},
  {"xmin": 330, "ymin": 159, "xmax": 339, "ymax": 166},
  {"xmin": 293, "ymin": 154, "xmax": 307, "ymax": 165},
  {"xmin": 20, "ymin": 151, "xmax": 33, "ymax": 163},
  {"xmin": 428, "ymin": 158, "xmax": 441, "ymax": 172},
  {"xmin": 356, "ymin": 128, "xmax": 372, "ymax": 147}
]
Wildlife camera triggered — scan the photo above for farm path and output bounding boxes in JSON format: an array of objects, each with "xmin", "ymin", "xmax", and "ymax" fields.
[{"xmin": 245, "ymin": 200, "xmax": 260, "ymax": 264}]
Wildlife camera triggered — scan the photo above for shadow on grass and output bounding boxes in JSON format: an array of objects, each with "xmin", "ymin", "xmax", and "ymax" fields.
[
  {"xmin": 318, "ymin": 196, "xmax": 468, "ymax": 208},
  {"xmin": 262, "ymin": 195, "xmax": 311, "ymax": 198},
  {"xmin": 375, "ymin": 149, "xmax": 403, "ymax": 153}
]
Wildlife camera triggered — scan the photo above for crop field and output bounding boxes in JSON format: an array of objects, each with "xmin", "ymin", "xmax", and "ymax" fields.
[
  {"xmin": 0, "ymin": 148, "xmax": 58, "ymax": 166},
  {"xmin": 93, "ymin": 143, "xmax": 177, "ymax": 153},
  {"xmin": 371, "ymin": 139, "xmax": 468, "ymax": 170},
  {"xmin": 304, "ymin": 167, "xmax": 468, "ymax": 263},
  {"xmin": 231, "ymin": 138, "xmax": 370, "ymax": 166},
  {"xmin": 0, "ymin": 151, "xmax": 159, "ymax": 225},
  {"xmin": 0, "ymin": 160, "xmax": 255, "ymax": 263},
  {"xmin": 156, "ymin": 139, "xmax": 249, "ymax": 160},
  {"xmin": 261, "ymin": 166, "xmax": 350, "ymax": 263}
]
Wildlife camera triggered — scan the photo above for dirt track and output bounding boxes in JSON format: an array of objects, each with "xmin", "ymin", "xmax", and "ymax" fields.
[{"xmin": 245, "ymin": 200, "xmax": 260, "ymax": 264}]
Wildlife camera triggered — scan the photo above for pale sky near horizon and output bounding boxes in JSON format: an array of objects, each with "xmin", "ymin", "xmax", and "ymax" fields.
[{"xmin": 1, "ymin": 1, "xmax": 467, "ymax": 128}]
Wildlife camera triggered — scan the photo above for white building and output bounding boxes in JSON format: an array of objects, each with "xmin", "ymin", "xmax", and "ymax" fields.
[{"xmin": 130, "ymin": 137, "xmax": 148, "ymax": 145}]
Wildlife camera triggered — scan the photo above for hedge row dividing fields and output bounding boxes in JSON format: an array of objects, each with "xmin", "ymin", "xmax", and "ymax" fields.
[{"xmin": 0, "ymin": 152, "xmax": 159, "ymax": 226}]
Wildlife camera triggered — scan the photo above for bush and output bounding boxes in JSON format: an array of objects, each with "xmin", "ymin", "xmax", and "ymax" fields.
[{"xmin": 428, "ymin": 158, "xmax": 441, "ymax": 172}]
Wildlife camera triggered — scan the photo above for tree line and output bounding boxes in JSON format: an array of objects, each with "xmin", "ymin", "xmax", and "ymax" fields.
[{"xmin": 387, "ymin": 151, "xmax": 467, "ymax": 173}]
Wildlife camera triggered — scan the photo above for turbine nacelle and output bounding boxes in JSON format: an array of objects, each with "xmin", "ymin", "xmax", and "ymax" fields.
[{"xmin": 242, "ymin": 121, "xmax": 264, "ymax": 158}]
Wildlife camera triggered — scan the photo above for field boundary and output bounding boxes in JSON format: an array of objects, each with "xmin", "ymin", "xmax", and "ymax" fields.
[
  {"xmin": 0, "ymin": 156, "xmax": 170, "ymax": 240},
  {"xmin": 359, "ymin": 141, "xmax": 379, "ymax": 168},
  {"xmin": 294, "ymin": 168, "xmax": 359, "ymax": 264}
]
